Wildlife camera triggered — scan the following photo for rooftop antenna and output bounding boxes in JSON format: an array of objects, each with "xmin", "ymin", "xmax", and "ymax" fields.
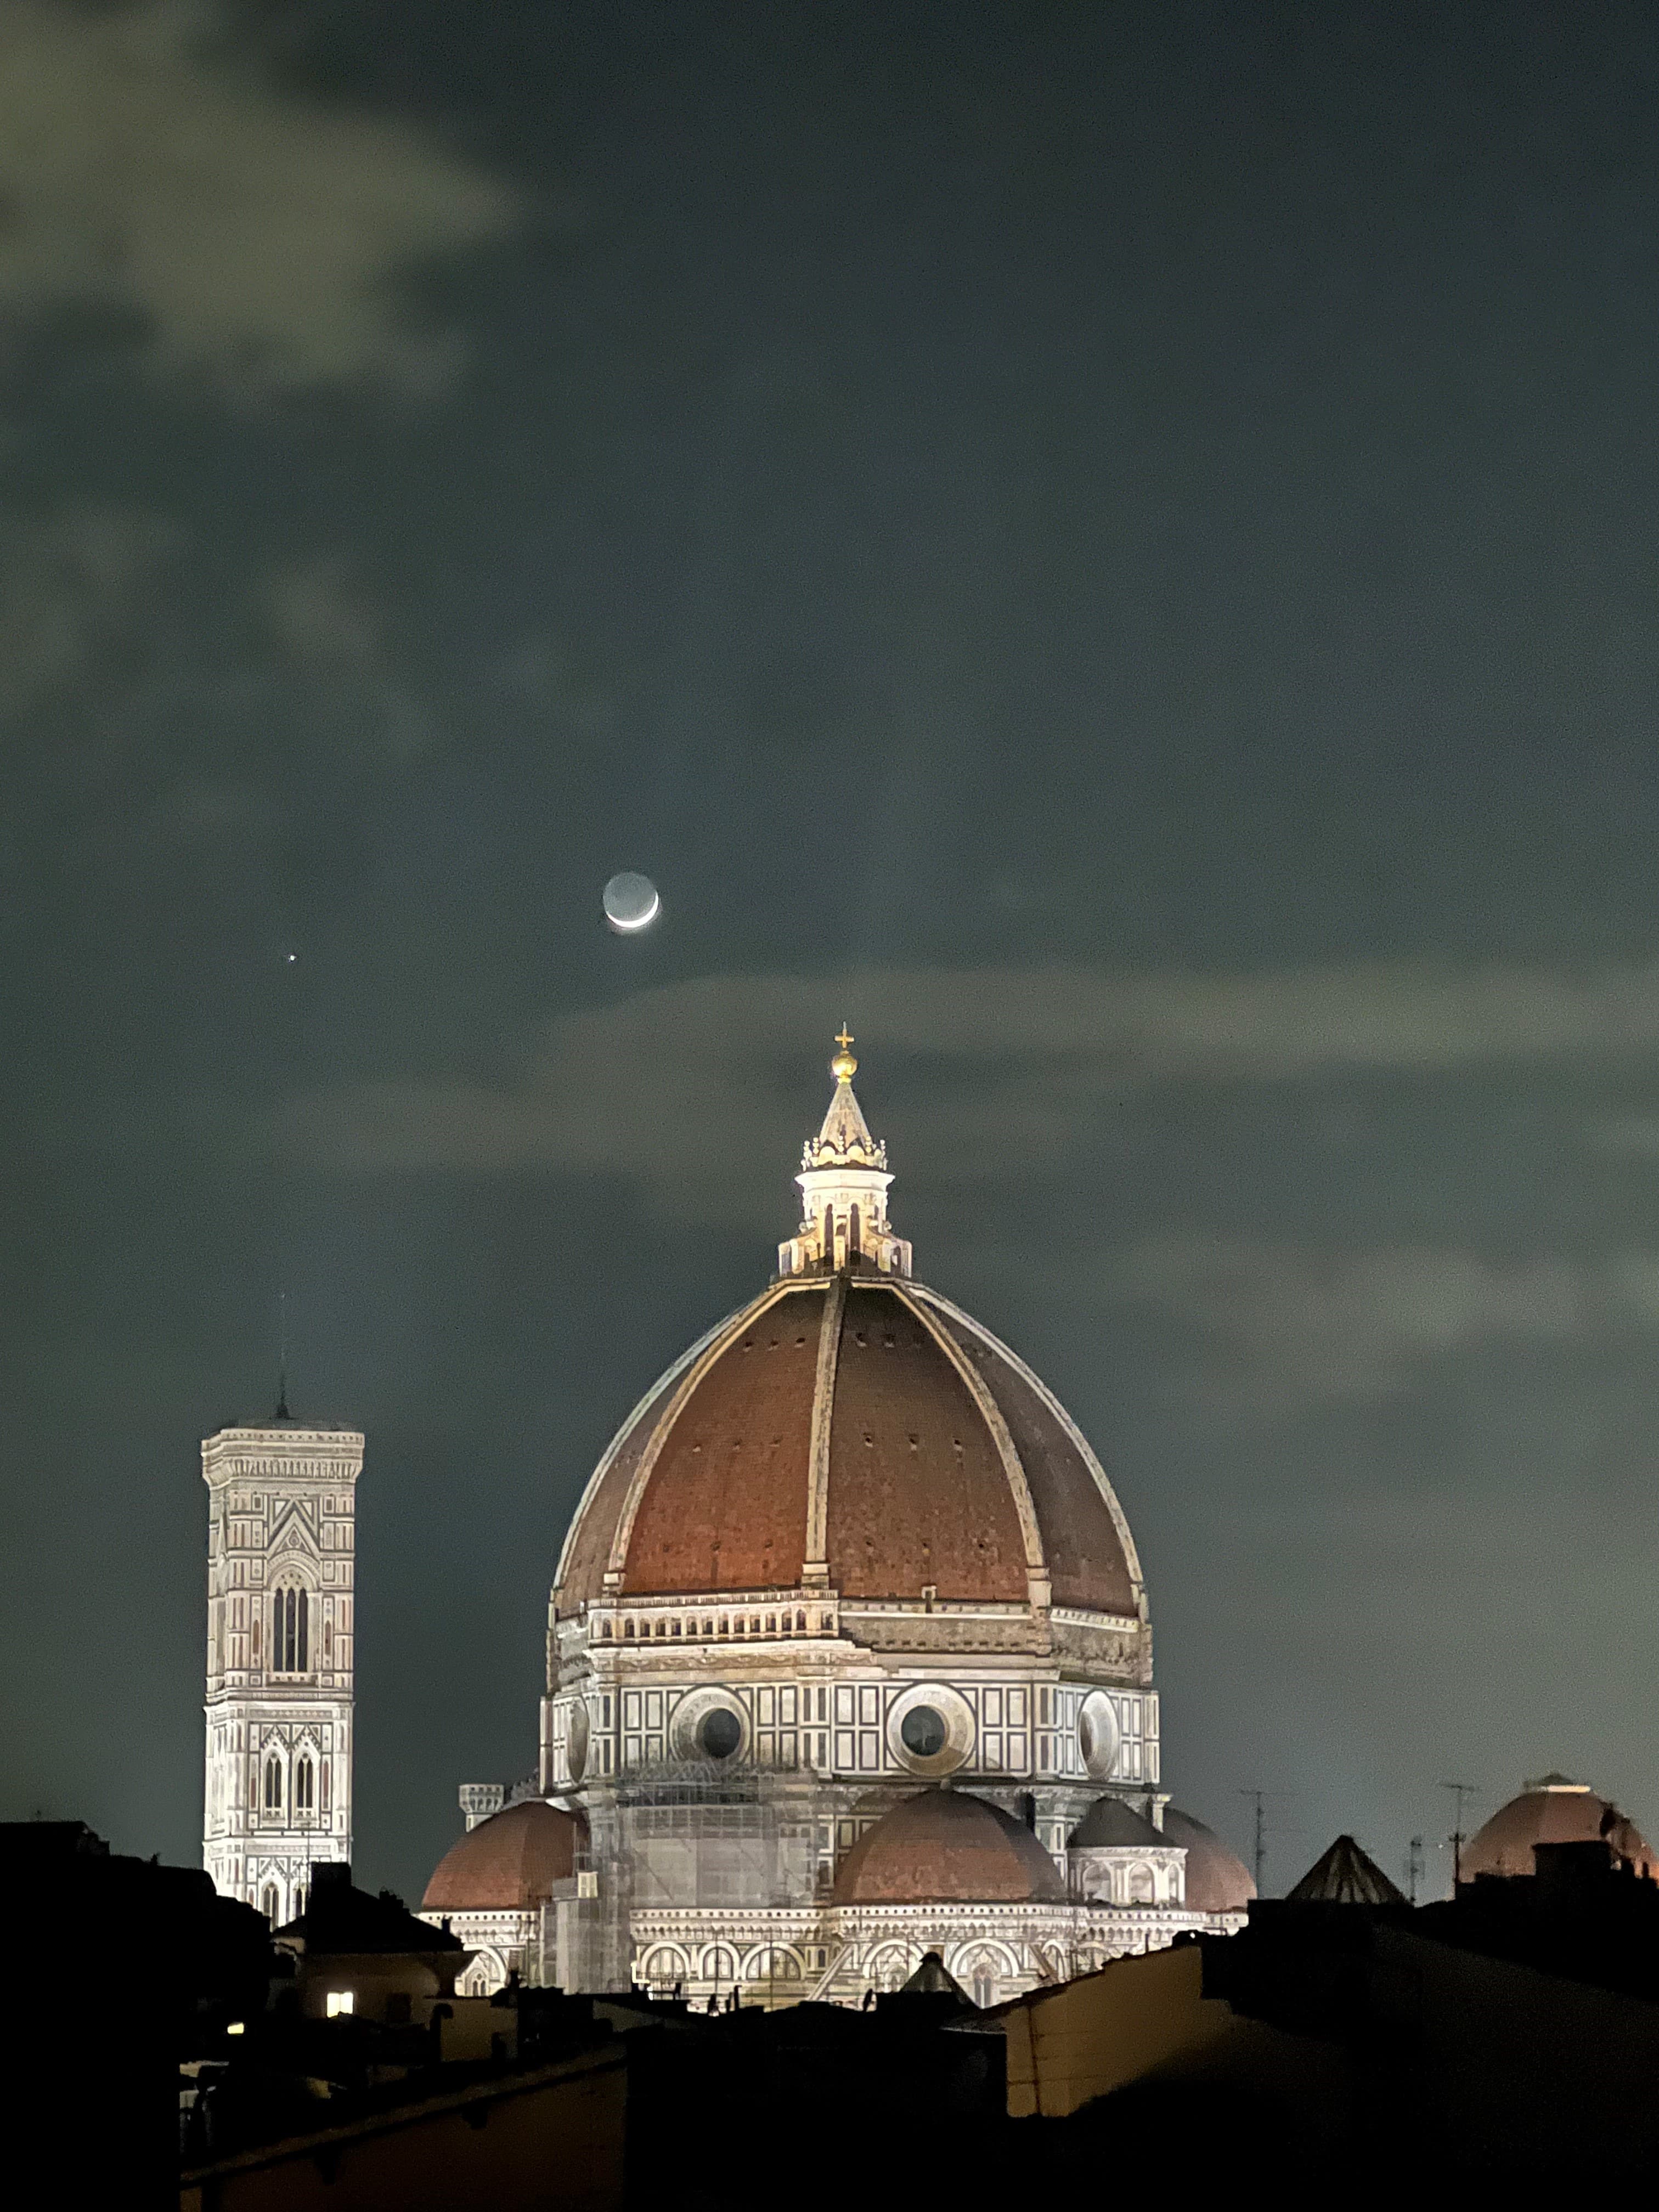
[
  {"xmin": 1441, "ymin": 1782, "xmax": 1478, "ymax": 1886},
  {"xmin": 275, "ymin": 1291, "xmax": 291, "ymax": 1423},
  {"xmin": 1240, "ymin": 1788, "xmax": 1270, "ymax": 1894}
]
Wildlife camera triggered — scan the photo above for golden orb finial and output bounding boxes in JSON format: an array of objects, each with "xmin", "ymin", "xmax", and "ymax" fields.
[{"xmin": 831, "ymin": 1025, "xmax": 857, "ymax": 1081}]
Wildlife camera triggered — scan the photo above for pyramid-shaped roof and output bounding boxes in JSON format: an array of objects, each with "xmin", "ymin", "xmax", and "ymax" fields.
[
  {"xmin": 899, "ymin": 1949, "xmax": 969, "ymax": 2000},
  {"xmin": 1286, "ymin": 1833, "xmax": 1406, "ymax": 1906},
  {"xmin": 803, "ymin": 1064, "xmax": 885, "ymax": 1170}
]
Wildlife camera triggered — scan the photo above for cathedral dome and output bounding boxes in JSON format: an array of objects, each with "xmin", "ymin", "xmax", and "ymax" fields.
[
  {"xmin": 831, "ymin": 1787, "xmax": 1067, "ymax": 1905},
  {"xmin": 1461, "ymin": 1775, "xmax": 1658, "ymax": 1882},
  {"xmin": 1161, "ymin": 1808, "xmax": 1256, "ymax": 1912},
  {"xmin": 421, "ymin": 1800, "xmax": 584, "ymax": 1914},
  {"xmin": 553, "ymin": 1045, "xmax": 1142, "ymax": 1622}
]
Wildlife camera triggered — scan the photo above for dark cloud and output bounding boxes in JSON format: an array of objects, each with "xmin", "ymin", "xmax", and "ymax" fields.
[{"xmin": 0, "ymin": 3, "xmax": 521, "ymax": 396}]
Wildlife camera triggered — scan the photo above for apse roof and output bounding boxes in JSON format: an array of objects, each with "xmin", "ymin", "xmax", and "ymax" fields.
[
  {"xmin": 831, "ymin": 1787, "xmax": 1067, "ymax": 1907},
  {"xmin": 422, "ymin": 1800, "xmax": 584, "ymax": 1914}
]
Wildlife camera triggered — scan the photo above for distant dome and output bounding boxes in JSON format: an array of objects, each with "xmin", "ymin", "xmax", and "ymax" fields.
[
  {"xmin": 1162, "ymin": 1808, "xmax": 1256, "ymax": 1913},
  {"xmin": 1069, "ymin": 1796, "xmax": 1161, "ymax": 1849},
  {"xmin": 1462, "ymin": 1776, "xmax": 1658, "ymax": 1882},
  {"xmin": 832, "ymin": 1788, "xmax": 1066, "ymax": 1906},
  {"xmin": 422, "ymin": 1800, "xmax": 584, "ymax": 1914}
]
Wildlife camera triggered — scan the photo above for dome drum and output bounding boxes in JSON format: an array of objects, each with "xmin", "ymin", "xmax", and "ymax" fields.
[{"xmin": 542, "ymin": 1657, "xmax": 1160, "ymax": 1799}]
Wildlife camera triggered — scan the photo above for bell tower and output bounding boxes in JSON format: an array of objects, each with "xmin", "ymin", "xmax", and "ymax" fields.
[{"xmin": 202, "ymin": 1420, "xmax": 364, "ymax": 1923}]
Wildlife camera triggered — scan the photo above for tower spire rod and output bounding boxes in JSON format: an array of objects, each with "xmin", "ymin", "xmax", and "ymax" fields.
[{"xmin": 276, "ymin": 1290, "xmax": 290, "ymax": 1423}]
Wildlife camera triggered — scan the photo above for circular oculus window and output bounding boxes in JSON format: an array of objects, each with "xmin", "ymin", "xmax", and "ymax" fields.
[
  {"xmin": 1078, "ymin": 1689, "xmax": 1121, "ymax": 1780},
  {"xmin": 698, "ymin": 1708, "xmax": 743, "ymax": 1760},
  {"xmin": 566, "ymin": 1700, "xmax": 590, "ymax": 1782},
  {"xmin": 888, "ymin": 1684, "xmax": 974, "ymax": 1775},
  {"xmin": 900, "ymin": 1706, "xmax": 947, "ymax": 1758},
  {"xmin": 671, "ymin": 1686, "xmax": 751, "ymax": 1765}
]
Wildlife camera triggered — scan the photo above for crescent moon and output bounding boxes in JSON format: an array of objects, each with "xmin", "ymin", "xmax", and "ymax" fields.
[{"xmin": 609, "ymin": 890, "xmax": 661, "ymax": 932}]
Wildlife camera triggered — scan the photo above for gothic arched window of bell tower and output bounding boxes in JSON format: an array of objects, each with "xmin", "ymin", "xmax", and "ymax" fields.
[
  {"xmin": 264, "ymin": 1757, "xmax": 283, "ymax": 1809},
  {"xmin": 273, "ymin": 1585, "xmax": 309, "ymax": 1673}
]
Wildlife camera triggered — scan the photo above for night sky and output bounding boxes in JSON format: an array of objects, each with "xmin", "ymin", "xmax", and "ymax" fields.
[{"xmin": 7, "ymin": 0, "xmax": 1659, "ymax": 1903}]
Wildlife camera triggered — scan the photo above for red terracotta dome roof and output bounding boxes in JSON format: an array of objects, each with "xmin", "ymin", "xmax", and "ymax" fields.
[
  {"xmin": 554, "ymin": 1276, "xmax": 1141, "ymax": 1617},
  {"xmin": 1462, "ymin": 1776, "xmax": 1658, "ymax": 1882},
  {"xmin": 421, "ymin": 1800, "xmax": 584, "ymax": 1914},
  {"xmin": 1161, "ymin": 1809, "xmax": 1256, "ymax": 1913},
  {"xmin": 831, "ymin": 1787, "xmax": 1066, "ymax": 1906}
]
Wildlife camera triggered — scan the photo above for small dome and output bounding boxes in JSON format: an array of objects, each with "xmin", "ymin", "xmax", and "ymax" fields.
[
  {"xmin": 1161, "ymin": 1808, "xmax": 1256, "ymax": 1913},
  {"xmin": 1069, "ymin": 1796, "xmax": 1162, "ymax": 1849},
  {"xmin": 832, "ymin": 1788, "xmax": 1066, "ymax": 1906},
  {"xmin": 1462, "ymin": 1778, "xmax": 1658, "ymax": 1882},
  {"xmin": 421, "ymin": 1800, "xmax": 584, "ymax": 1914}
]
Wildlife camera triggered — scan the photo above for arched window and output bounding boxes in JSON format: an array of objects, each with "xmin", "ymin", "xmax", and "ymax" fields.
[
  {"xmin": 972, "ymin": 1960, "xmax": 995, "ymax": 2010},
  {"xmin": 295, "ymin": 1756, "xmax": 314, "ymax": 1812},
  {"xmin": 273, "ymin": 1587, "xmax": 309, "ymax": 1673},
  {"xmin": 261, "ymin": 1883, "xmax": 279, "ymax": 1923},
  {"xmin": 264, "ymin": 1757, "xmax": 283, "ymax": 1809},
  {"xmin": 849, "ymin": 1204, "xmax": 860, "ymax": 1257}
]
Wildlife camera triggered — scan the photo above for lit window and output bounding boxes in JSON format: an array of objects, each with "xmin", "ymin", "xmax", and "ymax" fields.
[{"xmin": 325, "ymin": 1990, "xmax": 355, "ymax": 2018}]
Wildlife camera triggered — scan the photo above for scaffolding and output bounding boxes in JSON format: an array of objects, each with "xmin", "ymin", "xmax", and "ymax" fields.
[{"xmin": 557, "ymin": 1761, "xmax": 817, "ymax": 1993}]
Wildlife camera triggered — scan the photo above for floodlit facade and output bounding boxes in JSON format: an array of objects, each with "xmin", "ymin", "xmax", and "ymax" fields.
[
  {"xmin": 425, "ymin": 1041, "xmax": 1250, "ymax": 2003},
  {"xmin": 202, "ymin": 1422, "xmax": 363, "ymax": 1923}
]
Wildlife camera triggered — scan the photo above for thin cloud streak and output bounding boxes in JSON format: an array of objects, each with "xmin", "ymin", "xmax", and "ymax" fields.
[
  {"xmin": 1096, "ymin": 1238, "xmax": 1659, "ymax": 1412},
  {"xmin": 267, "ymin": 954, "xmax": 1659, "ymax": 1209}
]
